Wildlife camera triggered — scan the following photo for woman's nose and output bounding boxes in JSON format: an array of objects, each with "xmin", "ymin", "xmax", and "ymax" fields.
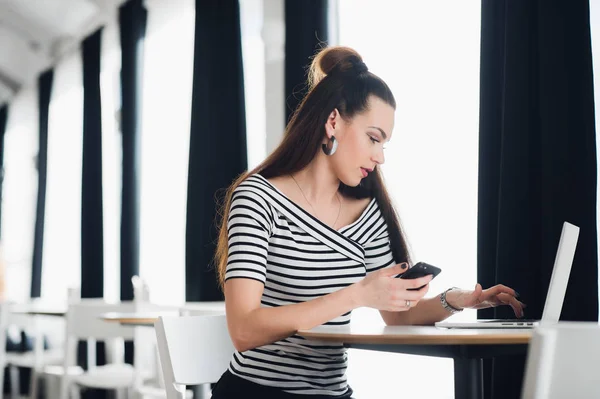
[{"xmin": 372, "ymin": 149, "xmax": 385, "ymax": 165}]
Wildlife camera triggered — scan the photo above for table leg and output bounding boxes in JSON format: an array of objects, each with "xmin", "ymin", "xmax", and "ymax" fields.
[
  {"xmin": 454, "ymin": 358, "xmax": 483, "ymax": 399},
  {"xmin": 191, "ymin": 383, "xmax": 211, "ymax": 398}
]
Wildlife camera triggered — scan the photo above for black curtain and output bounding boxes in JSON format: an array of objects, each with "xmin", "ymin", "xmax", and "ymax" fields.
[
  {"xmin": 0, "ymin": 105, "xmax": 7, "ymax": 234},
  {"xmin": 284, "ymin": 0, "xmax": 328, "ymax": 123},
  {"xmin": 119, "ymin": 0, "xmax": 146, "ymax": 301},
  {"xmin": 31, "ymin": 70, "xmax": 53, "ymax": 298},
  {"xmin": 82, "ymin": 28, "xmax": 104, "ymax": 299},
  {"xmin": 185, "ymin": 0, "xmax": 247, "ymax": 302},
  {"xmin": 477, "ymin": 1, "xmax": 598, "ymax": 398}
]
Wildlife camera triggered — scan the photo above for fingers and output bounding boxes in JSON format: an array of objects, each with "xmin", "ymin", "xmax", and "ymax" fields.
[
  {"xmin": 496, "ymin": 293, "xmax": 525, "ymax": 318},
  {"xmin": 397, "ymin": 274, "xmax": 433, "ymax": 290},
  {"xmin": 383, "ymin": 262, "xmax": 409, "ymax": 277},
  {"xmin": 390, "ymin": 278, "xmax": 430, "ymax": 301},
  {"xmin": 378, "ymin": 264, "xmax": 428, "ymax": 311},
  {"xmin": 485, "ymin": 284, "xmax": 518, "ymax": 299},
  {"xmin": 462, "ymin": 284, "xmax": 483, "ymax": 308},
  {"xmin": 402, "ymin": 284, "xmax": 430, "ymax": 300},
  {"xmin": 380, "ymin": 262, "xmax": 409, "ymax": 278},
  {"xmin": 479, "ymin": 284, "xmax": 524, "ymax": 316},
  {"xmin": 385, "ymin": 280, "xmax": 430, "ymax": 311},
  {"xmin": 388, "ymin": 296, "xmax": 419, "ymax": 312}
]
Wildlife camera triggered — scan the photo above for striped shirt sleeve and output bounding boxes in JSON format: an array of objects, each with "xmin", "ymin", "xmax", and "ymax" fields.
[
  {"xmin": 364, "ymin": 225, "xmax": 395, "ymax": 274},
  {"xmin": 224, "ymin": 187, "xmax": 273, "ymax": 284}
]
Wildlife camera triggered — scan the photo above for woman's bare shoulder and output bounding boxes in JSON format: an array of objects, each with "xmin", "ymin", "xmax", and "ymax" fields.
[
  {"xmin": 342, "ymin": 194, "xmax": 373, "ymax": 209},
  {"xmin": 339, "ymin": 195, "xmax": 374, "ymax": 227}
]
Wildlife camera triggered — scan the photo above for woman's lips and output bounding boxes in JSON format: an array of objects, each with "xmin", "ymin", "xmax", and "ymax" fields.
[{"xmin": 361, "ymin": 168, "xmax": 369, "ymax": 177}]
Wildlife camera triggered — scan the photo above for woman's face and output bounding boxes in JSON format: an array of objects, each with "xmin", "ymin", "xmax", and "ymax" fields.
[{"xmin": 325, "ymin": 96, "xmax": 395, "ymax": 187}]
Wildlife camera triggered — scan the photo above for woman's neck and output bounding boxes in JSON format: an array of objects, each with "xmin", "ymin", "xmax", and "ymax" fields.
[{"xmin": 291, "ymin": 157, "xmax": 340, "ymax": 206}]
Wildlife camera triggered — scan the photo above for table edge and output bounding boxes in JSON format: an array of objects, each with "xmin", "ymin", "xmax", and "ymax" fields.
[{"xmin": 297, "ymin": 331, "xmax": 531, "ymax": 345}]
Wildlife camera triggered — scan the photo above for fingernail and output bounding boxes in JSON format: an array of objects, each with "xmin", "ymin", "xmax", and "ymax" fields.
[
  {"xmin": 515, "ymin": 291, "xmax": 520, "ymax": 298},
  {"xmin": 400, "ymin": 263, "xmax": 408, "ymax": 269}
]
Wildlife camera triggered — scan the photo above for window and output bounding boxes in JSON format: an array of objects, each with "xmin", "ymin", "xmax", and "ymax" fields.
[
  {"xmin": 101, "ymin": 18, "xmax": 123, "ymax": 303},
  {"xmin": 41, "ymin": 52, "xmax": 83, "ymax": 301},
  {"xmin": 1, "ymin": 86, "xmax": 38, "ymax": 302},
  {"xmin": 240, "ymin": 0, "xmax": 267, "ymax": 170},
  {"xmin": 138, "ymin": 0, "xmax": 195, "ymax": 305},
  {"xmin": 337, "ymin": 1, "xmax": 482, "ymax": 397}
]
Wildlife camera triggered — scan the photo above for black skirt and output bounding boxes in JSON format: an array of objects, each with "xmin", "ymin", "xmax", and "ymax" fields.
[{"xmin": 210, "ymin": 370, "xmax": 355, "ymax": 399}]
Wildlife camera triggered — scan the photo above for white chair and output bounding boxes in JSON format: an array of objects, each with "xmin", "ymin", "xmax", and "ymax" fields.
[
  {"xmin": 135, "ymin": 308, "xmax": 222, "ymax": 399},
  {"xmin": 130, "ymin": 275, "xmax": 184, "ymax": 399},
  {"xmin": 0, "ymin": 302, "xmax": 8, "ymax": 399},
  {"xmin": 2, "ymin": 305, "xmax": 66, "ymax": 399},
  {"xmin": 131, "ymin": 303, "xmax": 180, "ymax": 399},
  {"xmin": 522, "ymin": 321, "xmax": 600, "ymax": 399},
  {"xmin": 154, "ymin": 314, "xmax": 234, "ymax": 399},
  {"xmin": 58, "ymin": 301, "xmax": 139, "ymax": 399}
]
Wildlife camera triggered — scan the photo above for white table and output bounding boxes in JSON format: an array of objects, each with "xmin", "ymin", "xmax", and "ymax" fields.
[{"xmin": 298, "ymin": 324, "xmax": 532, "ymax": 399}]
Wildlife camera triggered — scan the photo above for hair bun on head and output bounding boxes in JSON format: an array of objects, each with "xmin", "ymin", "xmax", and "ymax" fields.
[
  {"xmin": 308, "ymin": 46, "xmax": 369, "ymax": 89},
  {"xmin": 351, "ymin": 60, "xmax": 368, "ymax": 75}
]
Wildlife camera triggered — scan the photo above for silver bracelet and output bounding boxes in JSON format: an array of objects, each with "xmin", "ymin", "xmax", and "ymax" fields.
[{"xmin": 440, "ymin": 287, "xmax": 463, "ymax": 314}]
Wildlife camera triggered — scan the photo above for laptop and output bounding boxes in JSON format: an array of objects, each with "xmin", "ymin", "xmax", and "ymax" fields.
[{"xmin": 435, "ymin": 221, "xmax": 579, "ymax": 329}]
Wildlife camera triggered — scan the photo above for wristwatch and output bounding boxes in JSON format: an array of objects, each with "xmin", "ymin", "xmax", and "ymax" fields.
[{"xmin": 440, "ymin": 287, "xmax": 463, "ymax": 314}]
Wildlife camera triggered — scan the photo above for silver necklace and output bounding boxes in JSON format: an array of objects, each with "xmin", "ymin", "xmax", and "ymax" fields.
[{"xmin": 290, "ymin": 174, "xmax": 342, "ymax": 229}]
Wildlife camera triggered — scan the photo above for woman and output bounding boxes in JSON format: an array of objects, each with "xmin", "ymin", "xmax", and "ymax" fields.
[{"xmin": 211, "ymin": 46, "xmax": 524, "ymax": 398}]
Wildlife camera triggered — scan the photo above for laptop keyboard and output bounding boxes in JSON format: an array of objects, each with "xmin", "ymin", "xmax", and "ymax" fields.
[{"xmin": 480, "ymin": 319, "xmax": 537, "ymax": 323}]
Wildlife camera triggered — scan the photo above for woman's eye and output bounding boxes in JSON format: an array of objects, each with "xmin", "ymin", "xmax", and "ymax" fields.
[{"xmin": 369, "ymin": 136, "xmax": 379, "ymax": 144}]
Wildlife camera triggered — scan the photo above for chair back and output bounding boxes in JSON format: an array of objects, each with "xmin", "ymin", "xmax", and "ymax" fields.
[
  {"xmin": 5, "ymin": 303, "xmax": 46, "ymax": 369},
  {"xmin": 6, "ymin": 306, "xmax": 38, "ymax": 331},
  {"xmin": 65, "ymin": 301, "xmax": 137, "ymax": 340},
  {"xmin": 522, "ymin": 321, "xmax": 600, "ymax": 398},
  {"xmin": 154, "ymin": 314, "xmax": 233, "ymax": 399}
]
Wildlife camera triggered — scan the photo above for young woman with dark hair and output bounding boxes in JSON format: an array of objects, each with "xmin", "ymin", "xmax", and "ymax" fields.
[{"xmin": 210, "ymin": 46, "xmax": 523, "ymax": 398}]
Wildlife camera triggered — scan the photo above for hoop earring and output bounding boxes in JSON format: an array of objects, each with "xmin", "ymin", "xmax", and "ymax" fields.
[{"xmin": 322, "ymin": 136, "xmax": 338, "ymax": 156}]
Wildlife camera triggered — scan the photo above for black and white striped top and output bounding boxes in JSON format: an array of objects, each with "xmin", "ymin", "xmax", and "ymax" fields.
[{"xmin": 225, "ymin": 174, "xmax": 395, "ymax": 397}]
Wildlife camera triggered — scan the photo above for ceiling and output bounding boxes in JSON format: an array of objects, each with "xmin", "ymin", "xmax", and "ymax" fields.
[{"xmin": 0, "ymin": 0, "xmax": 127, "ymax": 107}]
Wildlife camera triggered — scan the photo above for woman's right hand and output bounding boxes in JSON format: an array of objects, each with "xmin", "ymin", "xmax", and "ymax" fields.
[{"xmin": 355, "ymin": 263, "xmax": 433, "ymax": 311}]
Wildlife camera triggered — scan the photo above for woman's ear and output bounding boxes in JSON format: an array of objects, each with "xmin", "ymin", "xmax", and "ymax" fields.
[{"xmin": 324, "ymin": 108, "xmax": 340, "ymax": 139}]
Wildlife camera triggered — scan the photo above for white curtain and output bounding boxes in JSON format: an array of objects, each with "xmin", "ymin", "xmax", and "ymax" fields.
[
  {"xmin": 337, "ymin": 1, "xmax": 481, "ymax": 397},
  {"xmin": 41, "ymin": 52, "xmax": 84, "ymax": 301},
  {"xmin": 138, "ymin": 0, "xmax": 194, "ymax": 305},
  {"xmin": 1, "ymin": 86, "xmax": 39, "ymax": 302},
  {"xmin": 100, "ymin": 17, "xmax": 123, "ymax": 303}
]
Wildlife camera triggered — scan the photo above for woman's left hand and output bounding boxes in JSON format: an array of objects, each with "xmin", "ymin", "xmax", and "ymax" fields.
[{"xmin": 445, "ymin": 284, "xmax": 526, "ymax": 318}]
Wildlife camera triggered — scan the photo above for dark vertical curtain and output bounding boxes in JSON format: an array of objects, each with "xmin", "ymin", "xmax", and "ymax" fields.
[
  {"xmin": 477, "ymin": 1, "xmax": 598, "ymax": 398},
  {"xmin": 284, "ymin": 0, "xmax": 328, "ymax": 123},
  {"xmin": 0, "ymin": 105, "xmax": 7, "ymax": 235},
  {"xmin": 119, "ymin": 0, "xmax": 146, "ymax": 301},
  {"xmin": 82, "ymin": 28, "xmax": 104, "ymax": 299},
  {"xmin": 81, "ymin": 31, "xmax": 108, "ymax": 395},
  {"xmin": 31, "ymin": 70, "xmax": 53, "ymax": 298},
  {"xmin": 185, "ymin": 0, "xmax": 247, "ymax": 302}
]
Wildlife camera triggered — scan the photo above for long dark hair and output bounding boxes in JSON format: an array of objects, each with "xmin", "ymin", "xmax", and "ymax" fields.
[{"xmin": 215, "ymin": 46, "xmax": 412, "ymax": 287}]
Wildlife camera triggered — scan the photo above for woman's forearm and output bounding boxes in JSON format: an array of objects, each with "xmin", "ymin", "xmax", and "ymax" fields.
[
  {"xmin": 230, "ymin": 283, "xmax": 363, "ymax": 352},
  {"xmin": 381, "ymin": 294, "xmax": 454, "ymax": 326}
]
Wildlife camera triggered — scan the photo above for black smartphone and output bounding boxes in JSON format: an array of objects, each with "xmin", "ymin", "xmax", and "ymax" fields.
[{"xmin": 396, "ymin": 262, "xmax": 442, "ymax": 291}]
